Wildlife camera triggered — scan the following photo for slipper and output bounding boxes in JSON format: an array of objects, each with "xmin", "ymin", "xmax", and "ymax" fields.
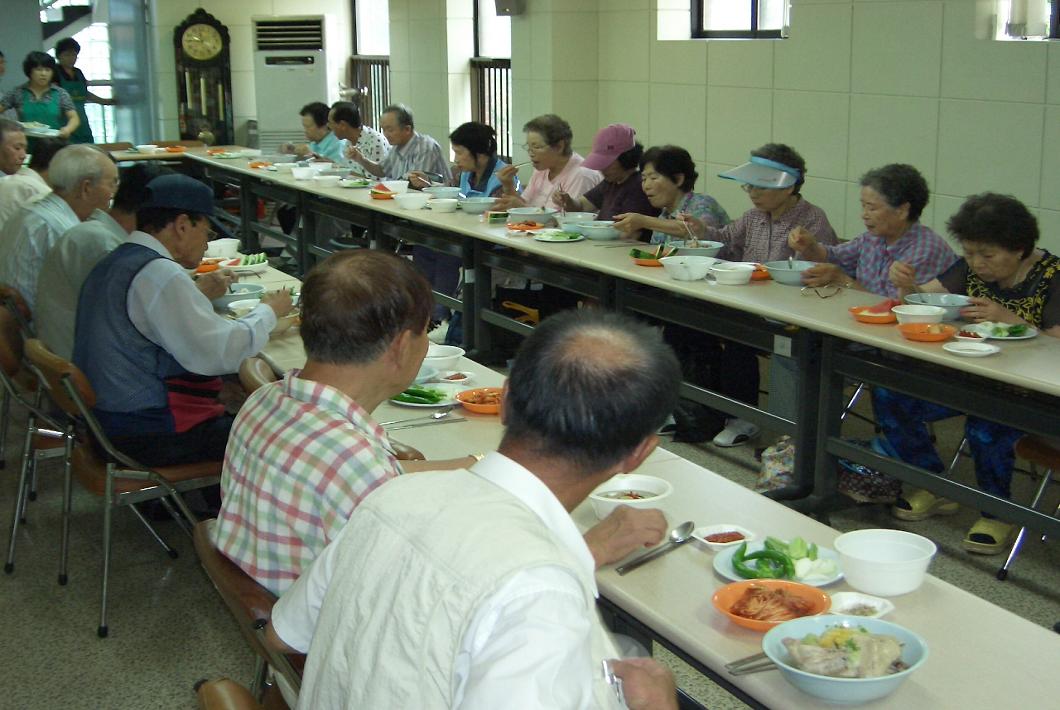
[
  {"xmin": 963, "ymin": 517, "xmax": 1015, "ymax": 555},
  {"xmin": 712, "ymin": 419, "xmax": 760, "ymax": 448},
  {"xmin": 891, "ymin": 488, "xmax": 959, "ymax": 521}
]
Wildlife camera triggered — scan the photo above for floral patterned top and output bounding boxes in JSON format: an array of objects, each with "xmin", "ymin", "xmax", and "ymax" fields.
[{"xmin": 650, "ymin": 192, "xmax": 730, "ymax": 245}]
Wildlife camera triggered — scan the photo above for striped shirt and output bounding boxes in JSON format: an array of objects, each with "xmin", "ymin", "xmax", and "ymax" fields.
[
  {"xmin": 212, "ymin": 370, "xmax": 401, "ymax": 595},
  {"xmin": 826, "ymin": 223, "xmax": 958, "ymax": 298},
  {"xmin": 0, "ymin": 192, "xmax": 80, "ymax": 311},
  {"xmin": 708, "ymin": 198, "xmax": 838, "ymax": 263},
  {"xmin": 379, "ymin": 131, "xmax": 449, "ymax": 182}
]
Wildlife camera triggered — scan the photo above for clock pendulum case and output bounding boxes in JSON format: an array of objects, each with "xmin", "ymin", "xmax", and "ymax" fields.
[{"xmin": 174, "ymin": 8, "xmax": 234, "ymax": 144}]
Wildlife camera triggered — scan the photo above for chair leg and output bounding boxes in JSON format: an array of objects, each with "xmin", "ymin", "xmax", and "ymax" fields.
[
  {"xmin": 947, "ymin": 437, "xmax": 969, "ymax": 476},
  {"xmin": 250, "ymin": 656, "xmax": 269, "ymax": 699},
  {"xmin": 840, "ymin": 382, "xmax": 865, "ymax": 422},
  {"xmin": 58, "ymin": 433, "xmax": 74, "ymax": 585},
  {"xmin": 98, "ymin": 468, "xmax": 115, "ymax": 638},
  {"xmin": 127, "ymin": 503, "xmax": 179, "ymax": 559},
  {"xmin": 0, "ymin": 388, "xmax": 10, "ymax": 469},
  {"xmin": 4, "ymin": 420, "xmax": 37, "ymax": 573},
  {"xmin": 996, "ymin": 468, "xmax": 1053, "ymax": 581}
]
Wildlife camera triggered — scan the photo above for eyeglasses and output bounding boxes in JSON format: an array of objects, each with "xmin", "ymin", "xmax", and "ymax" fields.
[
  {"xmin": 521, "ymin": 143, "xmax": 550, "ymax": 154},
  {"xmin": 741, "ymin": 184, "xmax": 781, "ymax": 194},
  {"xmin": 800, "ymin": 285, "xmax": 843, "ymax": 299}
]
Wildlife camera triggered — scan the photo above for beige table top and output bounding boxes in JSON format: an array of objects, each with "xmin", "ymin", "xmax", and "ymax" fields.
[{"xmin": 189, "ymin": 151, "xmax": 1060, "ymax": 399}]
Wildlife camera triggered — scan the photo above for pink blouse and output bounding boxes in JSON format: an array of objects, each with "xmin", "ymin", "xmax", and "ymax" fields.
[{"xmin": 521, "ymin": 152, "xmax": 602, "ymax": 208}]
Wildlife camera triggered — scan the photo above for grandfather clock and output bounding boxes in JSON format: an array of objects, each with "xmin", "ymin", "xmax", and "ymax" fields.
[{"xmin": 174, "ymin": 8, "xmax": 234, "ymax": 144}]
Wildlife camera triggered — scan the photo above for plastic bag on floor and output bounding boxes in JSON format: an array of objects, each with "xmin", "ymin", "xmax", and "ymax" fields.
[{"xmin": 755, "ymin": 435, "xmax": 794, "ymax": 492}]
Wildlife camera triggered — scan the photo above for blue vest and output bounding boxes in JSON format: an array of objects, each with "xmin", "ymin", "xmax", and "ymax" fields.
[{"xmin": 73, "ymin": 243, "xmax": 188, "ymax": 436}]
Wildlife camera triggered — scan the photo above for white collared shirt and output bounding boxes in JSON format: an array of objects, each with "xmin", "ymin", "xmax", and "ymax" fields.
[
  {"xmin": 0, "ymin": 192, "xmax": 80, "ymax": 311},
  {"xmin": 273, "ymin": 452, "xmax": 600, "ymax": 710},
  {"xmin": 0, "ymin": 167, "xmax": 50, "ymax": 233},
  {"xmin": 123, "ymin": 231, "xmax": 276, "ymax": 375}
]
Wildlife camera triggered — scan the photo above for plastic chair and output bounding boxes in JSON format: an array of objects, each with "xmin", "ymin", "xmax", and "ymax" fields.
[
  {"xmin": 997, "ymin": 437, "xmax": 1060, "ymax": 581},
  {"xmin": 239, "ymin": 357, "xmax": 279, "ymax": 394},
  {"xmin": 194, "ymin": 678, "xmax": 266, "ymax": 710},
  {"xmin": 0, "ymin": 286, "xmax": 36, "ymax": 469},
  {"xmin": 23, "ymin": 339, "xmax": 222, "ymax": 637}
]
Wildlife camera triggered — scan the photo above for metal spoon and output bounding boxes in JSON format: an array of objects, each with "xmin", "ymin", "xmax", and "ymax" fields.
[
  {"xmin": 380, "ymin": 406, "xmax": 454, "ymax": 428},
  {"xmin": 615, "ymin": 520, "xmax": 696, "ymax": 576}
]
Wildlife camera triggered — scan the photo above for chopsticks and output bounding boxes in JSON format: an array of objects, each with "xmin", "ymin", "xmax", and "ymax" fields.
[{"xmin": 725, "ymin": 652, "xmax": 776, "ymax": 676}]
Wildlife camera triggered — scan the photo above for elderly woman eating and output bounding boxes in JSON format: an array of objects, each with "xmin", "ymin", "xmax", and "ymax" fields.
[
  {"xmin": 493, "ymin": 114, "xmax": 600, "ymax": 210},
  {"xmin": 612, "ymin": 145, "xmax": 729, "ymax": 243},
  {"xmin": 449, "ymin": 121, "xmax": 517, "ymax": 198},
  {"xmin": 788, "ymin": 163, "xmax": 955, "ymax": 297},
  {"xmin": 874, "ymin": 193, "xmax": 1059, "ymax": 553}
]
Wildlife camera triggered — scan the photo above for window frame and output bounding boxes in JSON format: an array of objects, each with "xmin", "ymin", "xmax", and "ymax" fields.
[{"xmin": 691, "ymin": 1, "xmax": 785, "ymax": 40}]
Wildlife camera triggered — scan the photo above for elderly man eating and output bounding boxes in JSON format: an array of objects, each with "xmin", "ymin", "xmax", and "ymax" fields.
[
  {"xmin": 0, "ymin": 130, "xmax": 63, "ymax": 232},
  {"xmin": 72, "ymin": 174, "xmax": 291, "ymax": 466},
  {"xmin": 345, "ymin": 103, "xmax": 448, "ymax": 186},
  {"xmin": 268, "ymin": 308, "xmax": 681, "ymax": 709},
  {"xmin": 214, "ymin": 251, "xmax": 670, "ymax": 598},
  {"xmin": 0, "ymin": 144, "xmax": 116, "ymax": 311}
]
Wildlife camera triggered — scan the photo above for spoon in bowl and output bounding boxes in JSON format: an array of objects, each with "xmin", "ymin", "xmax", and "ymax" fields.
[{"xmin": 615, "ymin": 520, "xmax": 696, "ymax": 575}]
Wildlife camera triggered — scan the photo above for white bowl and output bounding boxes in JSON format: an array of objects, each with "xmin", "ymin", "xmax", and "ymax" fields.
[
  {"xmin": 308, "ymin": 161, "xmax": 331, "ymax": 173},
  {"xmin": 903, "ymin": 293, "xmax": 973, "ymax": 321},
  {"xmin": 423, "ymin": 186, "xmax": 462, "ymax": 199},
  {"xmin": 709, "ymin": 262, "xmax": 755, "ymax": 285},
  {"xmin": 291, "ymin": 167, "xmax": 315, "ymax": 180},
  {"xmin": 135, "ymin": 144, "xmax": 158, "ymax": 152},
  {"xmin": 676, "ymin": 241, "xmax": 725, "ymax": 258},
  {"xmin": 423, "ymin": 344, "xmax": 465, "ymax": 371},
  {"xmin": 393, "ymin": 192, "xmax": 431, "ymax": 210},
  {"xmin": 660, "ymin": 255, "xmax": 722, "ymax": 281},
  {"xmin": 414, "ymin": 364, "xmax": 438, "ymax": 385},
  {"xmin": 438, "ymin": 370, "xmax": 474, "ymax": 386},
  {"xmin": 556, "ymin": 212, "xmax": 598, "ymax": 232},
  {"xmin": 580, "ymin": 221, "xmax": 620, "ymax": 241},
  {"xmin": 211, "ymin": 283, "xmax": 266, "ymax": 309},
  {"xmin": 827, "ymin": 592, "xmax": 895, "ymax": 619},
  {"xmin": 429, "ymin": 198, "xmax": 459, "ymax": 213},
  {"xmin": 507, "ymin": 206, "xmax": 558, "ymax": 221},
  {"xmin": 204, "ymin": 238, "xmax": 241, "ymax": 258},
  {"xmin": 691, "ymin": 524, "xmax": 755, "ymax": 551},
  {"xmin": 891, "ymin": 304, "xmax": 945, "ymax": 325},
  {"xmin": 588, "ymin": 473, "xmax": 673, "ymax": 520},
  {"xmin": 382, "ymin": 180, "xmax": 410, "ymax": 194},
  {"xmin": 312, "ymin": 175, "xmax": 342, "ymax": 187},
  {"xmin": 228, "ymin": 298, "xmax": 261, "ymax": 318},
  {"xmin": 833, "ymin": 529, "xmax": 936, "ymax": 596},
  {"xmin": 273, "ymin": 162, "xmax": 296, "ymax": 172},
  {"xmin": 763, "ymin": 616, "xmax": 928, "ymax": 705},
  {"xmin": 764, "ymin": 259, "xmax": 816, "ymax": 286},
  {"xmin": 459, "ymin": 197, "xmax": 495, "ymax": 214},
  {"xmin": 240, "ymin": 149, "xmax": 263, "ymax": 158}
]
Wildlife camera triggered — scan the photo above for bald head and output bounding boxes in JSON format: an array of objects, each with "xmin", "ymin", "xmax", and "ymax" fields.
[
  {"xmin": 48, "ymin": 145, "xmax": 119, "ymax": 219},
  {"xmin": 501, "ymin": 310, "xmax": 681, "ymax": 474}
]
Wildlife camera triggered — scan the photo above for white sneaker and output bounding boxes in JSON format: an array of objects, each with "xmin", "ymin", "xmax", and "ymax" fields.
[{"xmin": 712, "ymin": 418, "xmax": 759, "ymax": 447}]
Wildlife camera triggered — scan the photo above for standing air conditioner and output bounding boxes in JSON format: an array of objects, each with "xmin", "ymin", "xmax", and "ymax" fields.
[{"xmin": 253, "ymin": 16, "xmax": 329, "ymax": 152}]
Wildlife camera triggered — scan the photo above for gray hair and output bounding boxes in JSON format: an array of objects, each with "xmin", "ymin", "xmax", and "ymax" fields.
[
  {"xmin": 382, "ymin": 104, "xmax": 414, "ymax": 129},
  {"xmin": 48, "ymin": 145, "xmax": 109, "ymax": 194},
  {"xmin": 0, "ymin": 117, "xmax": 24, "ymax": 143}
]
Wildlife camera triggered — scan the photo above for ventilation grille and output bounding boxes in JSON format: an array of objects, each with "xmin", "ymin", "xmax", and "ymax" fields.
[{"xmin": 254, "ymin": 18, "xmax": 324, "ymax": 51}]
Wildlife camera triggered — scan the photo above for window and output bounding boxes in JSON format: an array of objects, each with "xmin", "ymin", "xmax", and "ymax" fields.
[
  {"xmin": 352, "ymin": 0, "xmax": 390, "ymax": 56},
  {"xmin": 471, "ymin": 0, "xmax": 512, "ymax": 160},
  {"xmin": 349, "ymin": 0, "xmax": 390, "ymax": 130},
  {"xmin": 692, "ymin": 1, "xmax": 789, "ymax": 39},
  {"xmin": 993, "ymin": 1, "xmax": 1057, "ymax": 40}
]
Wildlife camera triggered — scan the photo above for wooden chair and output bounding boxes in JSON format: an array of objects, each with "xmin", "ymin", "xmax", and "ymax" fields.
[
  {"xmin": 193, "ymin": 519, "xmax": 303, "ymax": 703},
  {"xmin": 997, "ymin": 436, "xmax": 1060, "ymax": 580},
  {"xmin": 0, "ymin": 286, "xmax": 35, "ymax": 469},
  {"xmin": 239, "ymin": 357, "xmax": 279, "ymax": 394},
  {"xmin": 96, "ymin": 142, "xmax": 133, "ymax": 152},
  {"xmin": 23, "ymin": 339, "xmax": 222, "ymax": 637},
  {"xmin": 194, "ymin": 678, "xmax": 265, "ymax": 710}
]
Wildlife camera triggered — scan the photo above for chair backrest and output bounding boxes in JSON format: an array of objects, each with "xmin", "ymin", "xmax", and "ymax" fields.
[
  {"xmin": 1, "ymin": 284, "xmax": 33, "ymax": 339},
  {"xmin": 23, "ymin": 338, "xmax": 96, "ymax": 415},
  {"xmin": 0, "ymin": 302, "xmax": 24, "ymax": 379},
  {"xmin": 391, "ymin": 440, "xmax": 426, "ymax": 461},
  {"xmin": 238, "ymin": 357, "xmax": 278, "ymax": 394},
  {"xmin": 195, "ymin": 677, "xmax": 264, "ymax": 710}
]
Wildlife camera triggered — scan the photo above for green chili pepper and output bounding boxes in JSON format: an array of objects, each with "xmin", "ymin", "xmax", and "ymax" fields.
[
  {"xmin": 393, "ymin": 393, "xmax": 434, "ymax": 404},
  {"xmin": 731, "ymin": 543, "xmax": 760, "ymax": 579},
  {"xmin": 744, "ymin": 548, "xmax": 795, "ymax": 579},
  {"xmin": 403, "ymin": 387, "xmax": 444, "ymax": 402}
]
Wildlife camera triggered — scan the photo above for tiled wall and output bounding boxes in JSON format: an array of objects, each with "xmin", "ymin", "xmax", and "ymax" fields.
[
  {"xmin": 148, "ymin": 0, "xmax": 350, "ymax": 143},
  {"xmin": 587, "ymin": 0, "xmax": 1060, "ymax": 252}
]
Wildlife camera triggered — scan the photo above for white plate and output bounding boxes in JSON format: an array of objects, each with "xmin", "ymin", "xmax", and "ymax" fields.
[
  {"xmin": 533, "ymin": 230, "xmax": 584, "ymax": 243},
  {"xmin": 967, "ymin": 323, "xmax": 1038, "ymax": 340},
  {"xmin": 827, "ymin": 592, "xmax": 895, "ymax": 619},
  {"xmin": 436, "ymin": 370, "xmax": 475, "ymax": 386},
  {"xmin": 388, "ymin": 383, "xmax": 462, "ymax": 408},
  {"xmin": 338, "ymin": 179, "xmax": 371, "ymax": 189},
  {"xmin": 713, "ymin": 541, "xmax": 843, "ymax": 587},
  {"xmin": 691, "ymin": 524, "xmax": 756, "ymax": 551},
  {"xmin": 21, "ymin": 124, "xmax": 60, "ymax": 137},
  {"xmin": 943, "ymin": 342, "xmax": 1000, "ymax": 357}
]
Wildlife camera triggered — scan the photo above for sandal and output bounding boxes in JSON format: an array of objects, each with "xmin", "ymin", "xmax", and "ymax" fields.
[
  {"xmin": 891, "ymin": 489, "xmax": 959, "ymax": 521},
  {"xmin": 963, "ymin": 517, "xmax": 1015, "ymax": 555}
]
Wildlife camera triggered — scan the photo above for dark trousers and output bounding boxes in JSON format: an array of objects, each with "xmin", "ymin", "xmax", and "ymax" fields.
[
  {"xmin": 413, "ymin": 246, "xmax": 462, "ymax": 321},
  {"xmin": 108, "ymin": 415, "xmax": 235, "ymax": 467}
]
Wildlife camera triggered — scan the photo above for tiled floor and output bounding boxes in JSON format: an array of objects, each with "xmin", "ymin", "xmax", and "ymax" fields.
[{"xmin": 0, "ymin": 392, "xmax": 1057, "ymax": 709}]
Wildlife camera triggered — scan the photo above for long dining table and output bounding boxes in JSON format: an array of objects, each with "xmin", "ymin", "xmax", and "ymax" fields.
[
  {"xmin": 186, "ymin": 148, "xmax": 1060, "ymax": 544},
  {"xmin": 252, "ymin": 311, "xmax": 1060, "ymax": 709}
]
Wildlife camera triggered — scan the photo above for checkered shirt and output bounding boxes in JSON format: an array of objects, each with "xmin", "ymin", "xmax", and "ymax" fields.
[
  {"xmin": 380, "ymin": 131, "xmax": 449, "ymax": 181},
  {"xmin": 212, "ymin": 370, "xmax": 400, "ymax": 595},
  {"xmin": 826, "ymin": 223, "xmax": 958, "ymax": 298},
  {"xmin": 713, "ymin": 198, "xmax": 838, "ymax": 263}
]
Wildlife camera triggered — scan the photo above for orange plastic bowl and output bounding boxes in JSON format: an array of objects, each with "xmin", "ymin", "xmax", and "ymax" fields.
[
  {"xmin": 455, "ymin": 387, "xmax": 502, "ymax": 414},
  {"xmin": 849, "ymin": 306, "xmax": 897, "ymax": 324},
  {"xmin": 633, "ymin": 258, "xmax": 663, "ymax": 267},
  {"xmin": 712, "ymin": 579, "xmax": 831, "ymax": 632},
  {"xmin": 898, "ymin": 323, "xmax": 956, "ymax": 342}
]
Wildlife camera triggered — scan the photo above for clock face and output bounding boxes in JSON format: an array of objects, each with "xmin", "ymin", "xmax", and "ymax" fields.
[{"xmin": 181, "ymin": 23, "xmax": 223, "ymax": 61}]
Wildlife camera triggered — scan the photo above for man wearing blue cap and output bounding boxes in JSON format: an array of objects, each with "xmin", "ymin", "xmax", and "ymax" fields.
[{"xmin": 73, "ymin": 174, "xmax": 292, "ymax": 465}]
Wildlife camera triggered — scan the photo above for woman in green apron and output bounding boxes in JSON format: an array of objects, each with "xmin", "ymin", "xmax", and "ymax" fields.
[
  {"xmin": 0, "ymin": 51, "xmax": 79, "ymax": 142},
  {"xmin": 55, "ymin": 38, "xmax": 115, "ymax": 144}
]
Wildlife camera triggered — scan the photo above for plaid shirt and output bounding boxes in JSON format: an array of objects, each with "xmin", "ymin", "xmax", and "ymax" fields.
[
  {"xmin": 826, "ymin": 223, "xmax": 957, "ymax": 298},
  {"xmin": 212, "ymin": 370, "xmax": 400, "ymax": 595},
  {"xmin": 712, "ymin": 198, "xmax": 837, "ymax": 263},
  {"xmin": 380, "ymin": 131, "xmax": 449, "ymax": 181}
]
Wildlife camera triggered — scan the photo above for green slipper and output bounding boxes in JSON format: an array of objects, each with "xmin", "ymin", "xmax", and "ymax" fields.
[
  {"xmin": 963, "ymin": 517, "xmax": 1015, "ymax": 555},
  {"xmin": 891, "ymin": 489, "xmax": 959, "ymax": 521}
]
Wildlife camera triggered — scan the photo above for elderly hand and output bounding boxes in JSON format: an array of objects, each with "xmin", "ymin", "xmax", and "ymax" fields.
[
  {"xmin": 888, "ymin": 261, "xmax": 918, "ymax": 290},
  {"xmin": 788, "ymin": 226, "xmax": 817, "ymax": 254},
  {"xmin": 497, "ymin": 163, "xmax": 519, "ymax": 188},
  {"xmin": 610, "ymin": 658, "xmax": 678, "ymax": 710},
  {"xmin": 556, "ymin": 190, "xmax": 581, "ymax": 212},
  {"xmin": 802, "ymin": 263, "xmax": 845, "ymax": 288},
  {"xmin": 677, "ymin": 212, "xmax": 707, "ymax": 238},
  {"xmin": 346, "ymin": 143, "xmax": 364, "ymax": 163},
  {"xmin": 195, "ymin": 269, "xmax": 235, "ymax": 300},
  {"xmin": 491, "ymin": 193, "xmax": 527, "ymax": 211},
  {"xmin": 961, "ymin": 297, "xmax": 1020, "ymax": 324},
  {"xmin": 407, "ymin": 171, "xmax": 432, "ymax": 189},
  {"xmin": 583, "ymin": 506, "xmax": 668, "ymax": 568},
  {"xmin": 613, "ymin": 212, "xmax": 648, "ymax": 234},
  {"xmin": 279, "ymin": 142, "xmax": 297, "ymax": 155},
  {"xmin": 262, "ymin": 289, "xmax": 294, "ymax": 318}
]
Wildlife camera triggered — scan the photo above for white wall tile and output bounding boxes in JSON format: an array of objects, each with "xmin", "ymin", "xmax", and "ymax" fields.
[
  {"xmin": 552, "ymin": 81, "xmax": 599, "ymax": 148},
  {"xmin": 650, "ymin": 37, "xmax": 707, "ymax": 85},
  {"xmin": 851, "ymin": 1, "xmax": 942, "ymax": 97},
  {"xmin": 801, "ymin": 177, "xmax": 848, "ymax": 240},
  {"xmin": 708, "ymin": 40, "xmax": 773, "ymax": 89},
  {"xmin": 847, "ymin": 95, "xmax": 938, "ymax": 184},
  {"xmin": 552, "ymin": 14, "xmax": 599, "ymax": 82},
  {"xmin": 1050, "ymin": 42, "xmax": 1060, "ymax": 104},
  {"xmin": 597, "ymin": 81, "xmax": 652, "ymax": 139},
  {"xmin": 1039, "ymin": 106, "xmax": 1060, "ymax": 211},
  {"xmin": 598, "ymin": 10, "xmax": 651, "ymax": 83},
  {"xmin": 775, "ymin": 2, "xmax": 852, "ymax": 92},
  {"xmin": 703, "ymin": 161, "xmax": 748, "ymax": 220},
  {"xmin": 650, "ymin": 83, "xmax": 706, "ymax": 161},
  {"xmin": 705, "ymin": 87, "xmax": 772, "ymax": 166},
  {"xmin": 773, "ymin": 91, "xmax": 849, "ymax": 181},
  {"xmin": 1037, "ymin": 209, "xmax": 1060, "ymax": 254}
]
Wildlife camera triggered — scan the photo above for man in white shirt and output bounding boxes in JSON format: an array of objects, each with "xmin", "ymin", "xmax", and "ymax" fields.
[
  {"xmin": 0, "ymin": 144, "xmax": 116, "ymax": 311},
  {"xmin": 72, "ymin": 174, "xmax": 292, "ymax": 466},
  {"xmin": 268, "ymin": 309, "xmax": 682, "ymax": 709},
  {"xmin": 327, "ymin": 101, "xmax": 388, "ymax": 174},
  {"xmin": 0, "ymin": 132, "xmax": 62, "ymax": 232}
]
